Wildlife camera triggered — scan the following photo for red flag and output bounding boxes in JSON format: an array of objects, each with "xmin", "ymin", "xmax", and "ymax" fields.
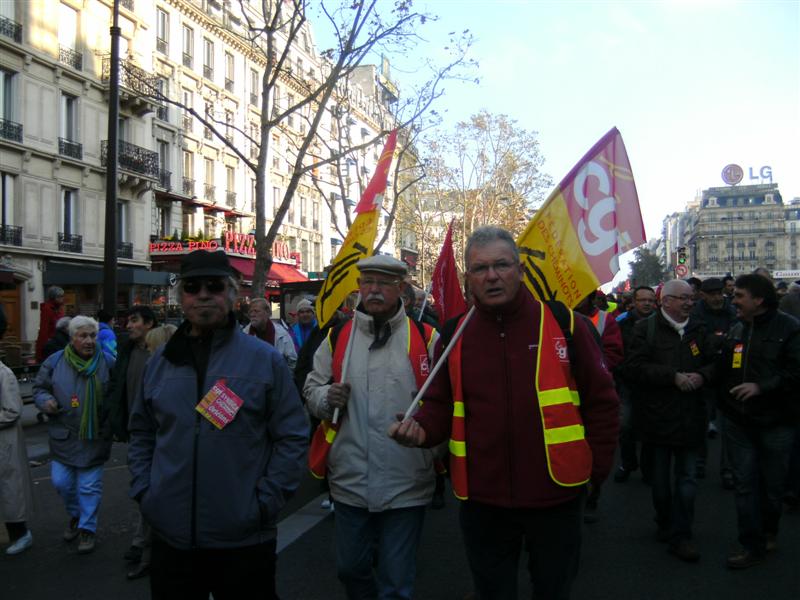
[{"xmin": 431, "ymin": 220, "xmax": 467, "ymax": 323}]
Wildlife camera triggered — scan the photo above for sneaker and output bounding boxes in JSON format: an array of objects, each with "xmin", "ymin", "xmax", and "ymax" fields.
[
  {"xmin": 124, "ymin": 545, "xmax": 143, "ymax": 563},
  {"xmin": 727, "ymin": 546, "xmax": 764, "ymax": 570},
  {"xmin": 5, "ymin": 530, "xmax": 33, "ymax": 555},
  {"xmin": 63, "ymin": 517, "xmax": 80, "ymax": 542},
  {"xmin": 668, "ymin": 539, "xmax": 700, "ymax": 562},
  {"xmin": 614, "ymin": 467, "xmax": 632, "ymax": 483},
  {"xmin": 77, "ymin": 530, "xmax": 95, "ymax": 554}
]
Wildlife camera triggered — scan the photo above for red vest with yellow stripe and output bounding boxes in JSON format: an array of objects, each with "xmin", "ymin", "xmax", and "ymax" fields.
[
  {"xmin": 308, "ymin": 316, "xmax": 435, "ymax": 478},
  {"xmin": 447, "ymin": 301, "xmax": 592, "ymax": 500}
]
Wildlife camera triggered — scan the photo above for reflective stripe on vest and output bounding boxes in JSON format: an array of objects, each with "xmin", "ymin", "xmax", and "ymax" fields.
[
  {"xmin": 447, "ymin": 303, "xmax": 592, "ymax": 498},
  {"xmin": 590, "ymin": 310, "xmax": 607, "ymax": 337}
]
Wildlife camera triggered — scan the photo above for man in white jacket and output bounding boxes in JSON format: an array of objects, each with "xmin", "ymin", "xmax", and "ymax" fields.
[
  {"xmin": 305, "ymin": 255, "xmax": 438, "ymax": 600},
  {"xmin": 243, "ymin": 298, "xmax": 297, "ymax": 371}
]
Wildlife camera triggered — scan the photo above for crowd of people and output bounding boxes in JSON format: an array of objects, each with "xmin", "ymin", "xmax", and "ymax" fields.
[{"xmin": 1, "ymin": 229, "xmax": 799, "ymax": 600}]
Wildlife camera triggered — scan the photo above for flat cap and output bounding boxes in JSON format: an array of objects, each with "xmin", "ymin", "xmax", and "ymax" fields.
[
  {"xmin": 700, "ymin": 277, "xmax": 723, "ymax": 292},
  {"xmin": 296, "ymin": 298, "xmax": 315, "ymax": 312},
  {"xmin": 179, "ymin": 250, "xmax": 232, "ymax": 279},
  {"xmin": 356, "ymin": 255, "xmax": 408, "ymax": 278}
]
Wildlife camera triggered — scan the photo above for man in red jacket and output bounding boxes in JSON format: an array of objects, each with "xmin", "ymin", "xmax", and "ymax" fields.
[
  {"xmin": 390, "ymin": 226, "xmax": 619, "ymax": 600},
  {"xmin": 35, "ymin": 286, "xmax": 65, "ymax": 362}
]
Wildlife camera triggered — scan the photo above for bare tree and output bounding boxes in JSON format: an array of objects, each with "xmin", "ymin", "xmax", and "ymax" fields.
[{"xmin": 133, "ymin": 0, "xmax": 474, "ymax": 296}]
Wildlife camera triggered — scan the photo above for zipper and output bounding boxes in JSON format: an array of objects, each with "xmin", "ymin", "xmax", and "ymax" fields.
[
  {"xmin": 497, "ymin": 314, "xmax": 513, "ymax": 503},
  {"xmin": 190, "ymin": 351, "xmax": 205, "ymax": 549}
]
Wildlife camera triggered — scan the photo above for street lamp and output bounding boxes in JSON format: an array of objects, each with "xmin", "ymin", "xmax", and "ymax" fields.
[{"xmin": 721, "ymin": 216, "xmax": 743, "ymax": 276}]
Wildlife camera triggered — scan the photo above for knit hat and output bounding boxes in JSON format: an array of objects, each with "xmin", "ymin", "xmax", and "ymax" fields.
[{"xmin": 296, "ymin": 299, "xmax": 315, "ymax": 312}]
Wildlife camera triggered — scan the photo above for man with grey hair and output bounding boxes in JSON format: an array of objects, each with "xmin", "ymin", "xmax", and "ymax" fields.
[
  {"xmin": 36, "ymin": 285, "xmax": 65, "ymax": 362},
  {"xmin": 391, "ymin": 226, "xmax": 618, "ymax": 600},
  {"xmin": 128, "ymin": 250, "xmax": 308, "ymax": 598},
  {"xmin": 244, "ymin": 297, "xmax": 297, "ymax": 370},
  {"xmin": 624, "ymin": 278, "xmax": 716, "ymax": 562}
]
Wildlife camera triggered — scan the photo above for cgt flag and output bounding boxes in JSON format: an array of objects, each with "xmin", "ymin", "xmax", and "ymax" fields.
[
  {"xmin": 430, "ymin": 219, "xmax": 467, "ymax": 323},
  {"xmin": 516, "ymin": 127, "xmax": 645, "ymax": 308},
  {"xmin": 315, "ymin": 130, "xmax": 398, "ymax": 327}
]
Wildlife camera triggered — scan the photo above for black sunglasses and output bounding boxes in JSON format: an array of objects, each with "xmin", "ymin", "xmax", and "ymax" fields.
[{"xmin": 183, "ymin": 278, "xmax": 227, "ymax": 295}]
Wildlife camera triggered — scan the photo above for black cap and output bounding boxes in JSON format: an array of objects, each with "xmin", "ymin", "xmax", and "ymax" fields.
[
  {"xmin": 179, "ymin": 250, "xmax": 232, "ymax": 280},
  {"xmin": 700, "ymin": 277, "xmax": 723, "ymax": 293}
]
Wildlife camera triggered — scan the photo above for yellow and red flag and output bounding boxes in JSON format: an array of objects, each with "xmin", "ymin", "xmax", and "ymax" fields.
[
  {"xmin": 517, "ymin": 127, "xmax": 645, "ymax": 308},
  {"xmin": 315, "ymin": 130, "xmax": 398, "ymax": 327}
]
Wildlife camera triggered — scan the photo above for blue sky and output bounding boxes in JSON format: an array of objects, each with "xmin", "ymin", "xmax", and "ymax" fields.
[{"xmin": 406, "ymin": 0, "xmax": 800, "ymax": 283}]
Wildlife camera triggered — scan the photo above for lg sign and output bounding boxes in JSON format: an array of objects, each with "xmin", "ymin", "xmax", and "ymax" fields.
[{"xmin": 721, "ymin": 164, "xmax": 773, "ymax": 186}]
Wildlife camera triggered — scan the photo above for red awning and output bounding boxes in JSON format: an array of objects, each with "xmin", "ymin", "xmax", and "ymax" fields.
[
  {"xmin": 229, "ymin": 257, "xmax": 254, "ymax": 278},
  {"xmin": 228, "ymin": 257, "xmax": 307, "ymax": 285}
]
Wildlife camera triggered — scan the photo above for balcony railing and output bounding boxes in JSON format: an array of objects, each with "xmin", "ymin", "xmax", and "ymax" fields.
[
  {"xmin": 203, "ymin": 65, "xmax": 213, "ymax": 79},
  {"xmin": 58, "ymin": 233, "xmax": 83, "ymax": 253},
  {"xmin": 158, "ymin": 170, "xmax": 172, "ymax": 190},
  {"xmin": 101, "ymin": 140, "xmax": 160, "ymax": 179},
  {"xmin": 59, "ymin": 46, "xmax": 83, "ymax": 70},
  {"xmin": 182, "ymin": 114, "xmax": 192, "ymax": 132},
  {"xmin": 58, "ymin": 137, "xmax": 83, "ymax": 160},
  {"xmin": 204, "ymin": 184, "xmax": 215, "ymax": 202},
  {"xmin": 120, "ymin": 0, "xmax": 134, "ymax": 10},
  {"xmin": 156, "ymin": 105, "xmax": 168, "ymax": 121},
  {"xmin": 0, "ymin": 16, "xmax": 22, "ymax": 43},
  {"xmin": 183, "ymin": 178, "xmax": 195, "ymax": 196},
  {"xmin": 118, "ymin": 242, "xmax": 133, "ymax": 259},
  {"xmin": 226, "ymin": 191, "xmax": 236, "ymax": 207},
  {"xmin": 0, "ymin": 118, "xmax": 22, "ymax": 142},
  {"xmin": 0, "ymin": 225, "xmax": 22, "ymax": 246},
  {"xmin": 250, "ymin": 93, "xmax": 258, "ymax": 106},
  {"xmin": 183, "ymin": 52, "xmax": 193, "ymax": 68},
  {"xmin": 156, "ymin": 38, "xmax": 168, "ymax": 55},
  {"xmin": 102, "ymin": 57, "xmax": 158, "ymax": 97},
  {"xmin": 225, "ymin": 78, "xmax": 234, "ymax": 92}
]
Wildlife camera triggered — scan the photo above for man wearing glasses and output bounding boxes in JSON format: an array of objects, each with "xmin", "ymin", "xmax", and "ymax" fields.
[
  {"xmin": 624, "ymin": 279, "xmax": 716, "ymax": 563},
  {"xmin": 128, "ymin": 250, "xmax": 308, "ymax": 599},
  {"xmin": 390, "ymin": 226, "xmax": 618, "ymax": 600},
  {"xmin": 305, "ymin": 255, "xmax": 438, "ymax": 600}
]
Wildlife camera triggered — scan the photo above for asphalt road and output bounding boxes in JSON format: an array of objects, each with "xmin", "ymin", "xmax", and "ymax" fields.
[{"xmin": 3, "ymin": 416, "xmax": 800, "ymax": 599}]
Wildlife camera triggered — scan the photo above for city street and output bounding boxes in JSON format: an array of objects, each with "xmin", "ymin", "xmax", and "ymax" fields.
[{"xmin": 2, "ymin": 410, "xmax": 799, "ymax": 599}]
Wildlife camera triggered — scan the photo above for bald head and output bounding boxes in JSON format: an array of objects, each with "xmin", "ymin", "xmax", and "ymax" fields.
[{"xmin": 661, "ymin": 279, "xmax": 694, "ymax": 321}]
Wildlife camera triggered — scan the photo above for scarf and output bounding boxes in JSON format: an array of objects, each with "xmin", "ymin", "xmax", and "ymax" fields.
[
  {"xmin": 64, "ymin": 345, "xmax": 103, "ymax": 440},
  {"xmin": 250, "ymin": 319, "xmax": 276, "ymax": 345},
  {"xmin": 660, "ymin": 308, "xmax": 689, "ymax": 339}
]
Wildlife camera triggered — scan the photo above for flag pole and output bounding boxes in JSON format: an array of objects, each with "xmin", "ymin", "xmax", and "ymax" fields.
[
  {"xmin": 416, "ymin": 283, "xmax": 432, "ymax": 321},
  {"xmin": 403, "ymin": 305, "xmax": 475, "ymax": 420},
  {"xmin": 331, "ymin": 293, "xmax": 360, "ymax": 425}
]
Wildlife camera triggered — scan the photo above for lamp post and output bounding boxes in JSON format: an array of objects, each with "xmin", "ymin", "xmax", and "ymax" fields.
[{"xmin": 721, "ymin": 216, "xmax": 743, "ymax": 276}]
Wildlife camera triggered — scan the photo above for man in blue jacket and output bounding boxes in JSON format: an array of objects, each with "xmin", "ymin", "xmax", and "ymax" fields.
[{"xmin": 128, "ymin": 250, "xmax": 308, "ymax": 599}]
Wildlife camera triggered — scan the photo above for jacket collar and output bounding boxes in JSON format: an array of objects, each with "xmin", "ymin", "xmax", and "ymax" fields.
[
  {"xmin": 473, "ymin": 284, "xmax": 528, "ymax": 318},
  {"xmin": 163, "ymin": 312, "xmax": 238, "ymax": 365}
]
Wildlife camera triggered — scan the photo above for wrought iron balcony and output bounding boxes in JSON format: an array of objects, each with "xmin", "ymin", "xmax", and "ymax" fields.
[
  {"xmin": 226, "ymin": 191, "xmax": 236, "ymax": 207},
  {"xmin": 58, "ymin": 233, "xmax": 83, "ymax": 253},
  {"xmin": 156, "ymin": 38, "xmax": 168, "ymax": 55},
  {"xmin": 0, "ymin": 118, "xmax": 22, "ymax": 142},
  {"xmin": 183, "ymin": 53, "xmax": 193, "ymax": 68},
  {"xmin": 183, "ymin": 178, "xmax": 195, "ymax": 196},
  {"xmin": 203, "ymin": 65, "xmax": 213, "ymax": 79},
  {"xmin": 158, "ymin": 170, "xmax": 172, "ymax": 190},
  {"xmin": 204, "ymin": 184, "xmax": 215, "ymax": 202},
  {"xmin": 102, "ymin": 57, "xmax": 158, "ymax": 115},
  {"xmin": 0, "ymin": 225, "xmax": 22, "ymax": 246},
  {"xmin": 59, "ymin": 46, "xmax": 83, "ymax": 70},
  {"xmin": 225, "ymin": 78, "xmax": 234, "ymax": 92},
  {"xmin": 118, "ymin": 242, "xmax": 133, "ymax": 259},
  {"xmin": 101, "ymin": 140, "xmax": 160, "ymax": 179},
  {"xmin": 58, "ymin": 137, "xmax": 83, "ymax": 160},
  {"xmin": 0, "ymin": 16, "xmax": 22, "ymax": 43}
]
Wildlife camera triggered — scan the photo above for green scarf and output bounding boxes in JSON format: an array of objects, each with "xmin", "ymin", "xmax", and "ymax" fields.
[{"xmin": 64, "ymin": 345, "xmax": 103, "ymax": 441}]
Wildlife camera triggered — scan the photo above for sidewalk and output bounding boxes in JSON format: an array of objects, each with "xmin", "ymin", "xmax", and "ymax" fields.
[{"xmin": 21, "ymin": 403, "xmax": 50, "ymax": 463}]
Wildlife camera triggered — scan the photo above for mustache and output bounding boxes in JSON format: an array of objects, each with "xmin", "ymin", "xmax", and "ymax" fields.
[{"xmin": 366, "ymin": 293, "xmax": 385, "ymax": 303}]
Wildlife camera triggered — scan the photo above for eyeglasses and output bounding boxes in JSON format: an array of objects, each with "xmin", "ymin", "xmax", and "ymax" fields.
[
  {"xmin": 664, "ymin": 294, "xmax": 693, "ymax": 302},
  {"xmin": 359, "ymin": 277, "xmax": 400, "ymax": 289},
  {"xmin": 183, "ymin": 278, "xmax": 227, "ymax": 295},
  {"xmin": 467, "ymin": 260, "xmax": 516, "ymax": 277}
]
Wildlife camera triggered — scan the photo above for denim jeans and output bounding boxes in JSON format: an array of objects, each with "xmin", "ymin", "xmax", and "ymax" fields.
[
  {"xmin": 50, "ymin": 461, "xmax": 104, "ymax": 533},
  {"xmin": 333, "ymin": 502, "xmax": 426, "ymax": 600},
  {"xmin": 724, "ymin": 418, "xmax": 795, "ymax": 555},
  {"xmin": 649, "ymin": 445, "xmax": 698, "ymax": 542},
  {"xmin": 459, "ymin": 496, "xmax": 583, "ymax": 600}
]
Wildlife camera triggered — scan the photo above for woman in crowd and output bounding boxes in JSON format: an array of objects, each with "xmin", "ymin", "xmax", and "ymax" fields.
[{"xmin": 33, "ymin": 315, "xmax": 114, "ymax": 555}]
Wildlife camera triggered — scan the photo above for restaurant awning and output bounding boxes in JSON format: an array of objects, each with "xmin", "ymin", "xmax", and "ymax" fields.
[{"xmin": 228, "ymin": 257, "xmax": 308, "ymax": 285}]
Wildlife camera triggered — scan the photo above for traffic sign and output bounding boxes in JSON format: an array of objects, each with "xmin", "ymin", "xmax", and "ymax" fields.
[{"xmin": 675, "ymin": 264, "xmax": 689, "ymax": 278}]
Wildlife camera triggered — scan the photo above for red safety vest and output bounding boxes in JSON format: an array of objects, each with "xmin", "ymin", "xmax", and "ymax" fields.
[
  {"xmin": 447, "ymin": 301, "xmax": 592, "ymax": 499},
  {"xmin": 308, "ymin": 317, "xmax": 435, "ymax": 478}
]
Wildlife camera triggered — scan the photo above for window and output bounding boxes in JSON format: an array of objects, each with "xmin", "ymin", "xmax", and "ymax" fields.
[
  {"xmin": 156, "ymin": 77, "xmax": 169, "ymax": 121},
  {"xmin": 183, "ymin": 150, "xmax": 194, "ymax": 195},
  {"xmin": 116, "ymin": 200, "xmax": 128, "ymax": 243},
  {"xmin": 1, "ymin": 172, "xmax": 15, "ymax": 228},
  {"xmin": 58, "ymin": 3, "xmax": 78, "ymax": 50},
  {"xmin": 204, "ymin": 158, "xmax": 214, "ymax": 184},
  {"xmin": 249, "ymin": 69, "xmax": 259, "ymax": 105},
  {"xmin": 312, "ymin": 199, "xmax": 319, "ymax": 229},
  {"xmin": 313, "ymin": 241, "xmax": 321, "ymax": 271},
  {"xmin": 156, "ymin": 9, "xmax": 169, "ymax": 54},
  {"xmin": 182, "ymin": 88, "xmax": 193, "ymax": 131},
  {"xmin": 299, "ymin": 196, "xmax": 307, "ymax": 227},
  {"xmin": 301, "ymin": 239, "xmax": 308, "ymax": 268},
  {"xmin": 203, "ymin": 39, "xmax": 214, "ymax": 79},
  {"xmin": 204, "ymin": 101, "xmax": 213, "ymax": 140},
  {"xmin": 225, "ymin": 109, "xmax": 233, "ymax": 142},
  {"xmin": 60, "ymin": 93, "xmax": 77, "ymax": 141},
  {"xmin": 157, "ymin": 140, "xmax": 170, "ymax": 188},
  {"xmin": 225, "ymin": 52, "xmax": 234, "ymax": 91},
  {"xmin": 272, "ymin": 187, "xmax": 280, "ymax": 216},
  {"xmin": 182, "ymin": 25, "xmax": 193, "ymax": 68},
  {"xmin": 62, "ymin": 188, "xmax": 77, "ymax": 235},
  {"xmin": 157, "ymin": 204, "xmax": 171, "ymax": 238},
  {"xmin": 226, "ymin": 166, "xmax": 235, "ymax": 206},
  {"xmin": 0, "ymin": 68, "xmax": 16, "ymax": 122}
]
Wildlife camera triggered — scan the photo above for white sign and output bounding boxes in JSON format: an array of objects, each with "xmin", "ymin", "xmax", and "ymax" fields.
[{"xmin": 774, "ymin": 270, "xmax": 800, "ymax": 279}]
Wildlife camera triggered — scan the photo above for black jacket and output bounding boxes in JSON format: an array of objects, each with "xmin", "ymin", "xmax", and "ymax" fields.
[
  {"xmin": 691, "ymin": 299, "xmax": 736, "ymax": 336},
  {"xmin": 624, "ymin": 312, "xmax": 716, "ymax": 447},
  {"xmin": 717, "ymin": 309, "xmax": 800, "ymax": 428}
]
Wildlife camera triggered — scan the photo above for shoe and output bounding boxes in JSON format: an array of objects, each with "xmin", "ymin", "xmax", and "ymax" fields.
[
  {"xmin": 727, "ymin": 546, "xmax": 764, "ymax": 569},
  {"xmin": 614, "ymin": 467, "xmax": 632, "ymax": 483},
  {"xmin": 696, "ymin": 464, "xmax": 706, "ymax": 479},
  {"xmin": 765, "ymin": 534, "xmax": 777, "ymax": 553},
  {"xmin": 63, "ymin": 517, "xmax": 80, "ymax": 542},
  {"xmin": 320, "ymin": 498, "xmax": 333, "ymax": 510},
  {"xmin": 77, "ymin": 530, "xmax": 95, "ymax": 554},
  {"xmin": 127, "ymin": 562, "xmax": 150, "ymax": 580},
  {"xmin": 668, "ymin": 539, "xmax": 700, "ymax": 562},
  {"xmin": 5, "ymin": 530, "xmax": 33, "ymax": 555},
  {"xmin": 722, "ymin": 472, "xmax": 735, "ymax": 491},
  {"xmin": 430, "ymin": 491, "xmax": 445, "ymax": 510},
  {"xmin": 124, "ymin": 545, "xmax": 143, "ymax": 563}
]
